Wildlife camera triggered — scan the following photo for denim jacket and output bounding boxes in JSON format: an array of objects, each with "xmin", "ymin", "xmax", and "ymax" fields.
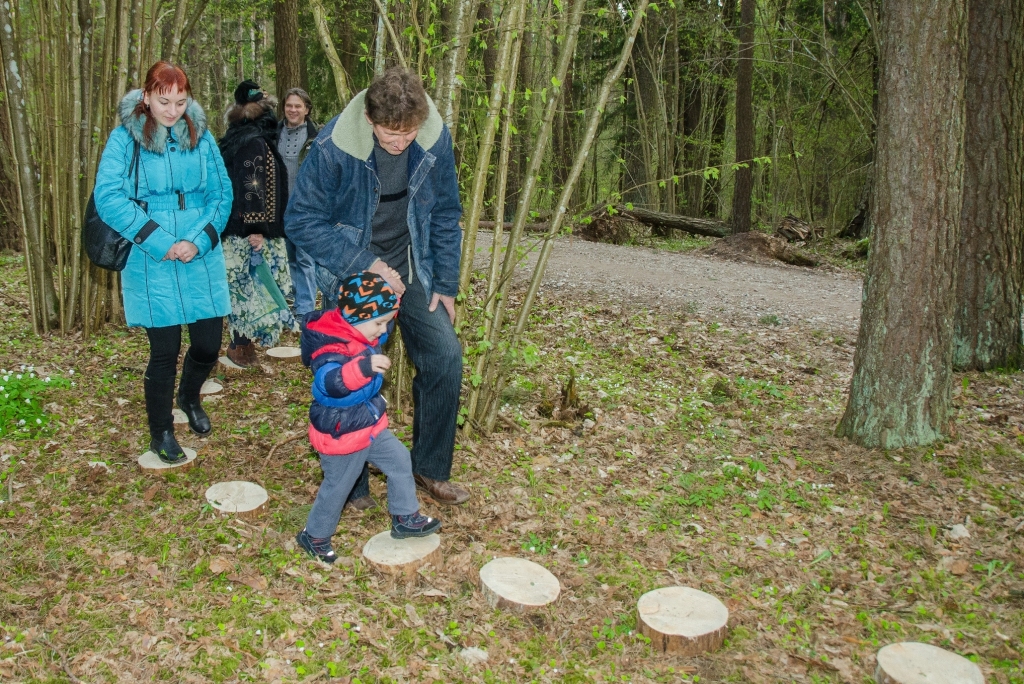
[{"xmin": 283, "ymin": 90, "xmax": 462, "ymax": 302}]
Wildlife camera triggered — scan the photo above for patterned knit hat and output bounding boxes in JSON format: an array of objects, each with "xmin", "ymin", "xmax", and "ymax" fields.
[{"xmin": 338, "ymin": 272, "xmax": 399, "ymax": 325}]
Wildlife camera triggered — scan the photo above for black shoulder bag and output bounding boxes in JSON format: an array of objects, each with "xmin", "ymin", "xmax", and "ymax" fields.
[{"xmin": 83, "ymin": 141, "xmax": 145, "ymax": 271}]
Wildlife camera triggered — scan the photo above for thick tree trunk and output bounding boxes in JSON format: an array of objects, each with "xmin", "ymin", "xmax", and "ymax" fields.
[
  {"xmin": 952, "ymin": 0, "xmax": 1024, "ymax": 371},
  {"xmin": 730, "ymin": 0, "xmax": 754, "ymax": 233},
  {"xmin": 837, "ymin": 0, "xmax": 968, "ymax": 449},
  {"xmin": 274, "ymin": 0, "xmax": 302, "ymax": 97}
]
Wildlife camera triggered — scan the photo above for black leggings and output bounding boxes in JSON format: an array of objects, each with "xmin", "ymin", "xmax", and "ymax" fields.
[{"xmin": 145, "ymin": 317, "xmax": 223, "ymax": 384}]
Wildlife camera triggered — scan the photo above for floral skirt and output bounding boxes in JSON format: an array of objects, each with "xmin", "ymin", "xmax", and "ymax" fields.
[{"xmin": 223, "ymin": 236, "xmax": 298, "ymax": 347}]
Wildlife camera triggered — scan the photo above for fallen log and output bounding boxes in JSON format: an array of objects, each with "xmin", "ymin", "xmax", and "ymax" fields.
[
  {"xmin": 475, "ymin": 221, "xmax": 550, "ymax": 233},
  {"xmin": 613, "ymin": 205, "xmax": 730, "ymax": 239}
]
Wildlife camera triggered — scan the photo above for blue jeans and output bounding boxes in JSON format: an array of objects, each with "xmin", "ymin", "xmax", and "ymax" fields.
[
  {"xmin": 304, "ymin": 430, "xmax": 421, "ymax": 538},
  {"xmin": 286, "ymin": 238, "xmax": 318, "ymax": 315},
  {"xmin": 316, "ymin": 265, "xmax": 463, "ymax": 500}
]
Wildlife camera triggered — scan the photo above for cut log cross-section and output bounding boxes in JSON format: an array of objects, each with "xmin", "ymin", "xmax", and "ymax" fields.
[
  {"xmin": 266, "ymin": 346, "xmax": 302, "ymax": 363},
  {"xmin": 637, "ymin": 586, "xmax": 729, "ymax": 655},
  {"xmin": 200, "ymin": 380, "xmax": 223, "ymax": 395},
  {"xmin": 204, "ymin": 481, "xmax": 269, "ymax": 519},
  {"xmin": 478, "ymin": 557, "xmax": 560, "ymax": 612},
  {"xmin": 362, "ymin": 531, "xmax": 442, "ymax": 580},
  {"xmin": 218, "ymin": 355, "xmax": 246, "ymax": 374},
  {"xmin": 138, "ymin": 447, "xmax": 198, "ymax": 474},
  {"xmin": 875, "ymin": 642, "xmax": 985, "ymax": 684}
]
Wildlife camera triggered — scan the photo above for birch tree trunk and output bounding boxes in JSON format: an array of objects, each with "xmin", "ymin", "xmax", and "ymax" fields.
[
  {"xmin": 310, "ymin": 0, "xmax": 353, "ymax": 109},
  {"xmin": 513, "ymin": 0, "xmax": 650, "ymax": 339},
  {"xmin": 0, "ymin": 0, "xmax": 58, "ymax": 331},
  {"xmin": 837, "ymin": 0, "xmax": 968, "ymax": 448},
  {"xmin": 434, "ymin": 0, "xmax": 480, "ymax": 138},
  {"xmin": 952, "ymin": 0, "xmax": 1024, "ymax": 371},
  {"xmin": 456, "ymin": 0, "xmax": 527, "ymax": 316}
]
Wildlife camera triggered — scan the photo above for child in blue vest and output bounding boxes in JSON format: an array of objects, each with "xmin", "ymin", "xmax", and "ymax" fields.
[{"xmin": 296, "ymin": 271, "xmax": 441, "ymax": 563}]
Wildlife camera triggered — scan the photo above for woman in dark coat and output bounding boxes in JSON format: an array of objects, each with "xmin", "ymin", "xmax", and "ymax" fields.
[{"xmin": 218, "ymin": 80, "xmax": 297, "ymax": 367}]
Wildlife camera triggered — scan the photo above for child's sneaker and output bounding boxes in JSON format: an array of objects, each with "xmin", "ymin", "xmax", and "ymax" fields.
[
  {"xmin": 296, "ymin": 528, "xmax": 337, "ymax": 563},
  {"xmin": 391, "ymin": 511, "xmax": 442, "ymax": 539}
]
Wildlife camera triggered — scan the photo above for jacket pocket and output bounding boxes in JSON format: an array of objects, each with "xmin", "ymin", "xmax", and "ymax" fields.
[{"xmin": 337, "ymin": 223, "xmax": 364, "ymax": 245}]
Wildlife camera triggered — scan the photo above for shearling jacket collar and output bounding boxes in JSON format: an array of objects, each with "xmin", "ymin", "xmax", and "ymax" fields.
[
  {"xmin": 118, "ymin": 89, "xmax": 208, "ymax": 154},
  {"xmin": 330, "ymin": 89, "xmax": 443, "ymax": 161}
]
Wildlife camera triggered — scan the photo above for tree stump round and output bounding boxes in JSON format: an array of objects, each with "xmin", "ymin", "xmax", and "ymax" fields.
[
  {"xmin": 636, "ymin": 586, "xmax": 729, "ymax": 655},
  {"xmin": 138, "ymin": 447, "xmax": 197, "ymax": 474},
  {"xmin": 172, "ymin": 408, "xmax": 189, "ymax": 425},
  {"xmin": 266, "ymin": 346, "xmax": 301, "ymax": 363},
  {"xmin": 200, "ymin": 380, "xmax": 223, "ymax": 395},
  {"xmin": 478, "ymin": 557, "xmax": 560, "ymax": 612},
  {"xmin": 218, "ymin": 355, "xmax": 246, "ymax": 374},
  {"xmin": 875, "ymin": 642, "xmax": 984, "ymax": 684},
  {"xmin": 362, "ymin": 531, "xmax": 441, "ymax": 580},
  {"xmin": 204, "ymin": 481, "xmax": 268, "ymax": 519}
]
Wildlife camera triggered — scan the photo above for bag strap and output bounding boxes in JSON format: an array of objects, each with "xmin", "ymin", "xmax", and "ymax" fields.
[{"xmin": 130, "ymin": 141, "xmax": 141, "ymax": 200}]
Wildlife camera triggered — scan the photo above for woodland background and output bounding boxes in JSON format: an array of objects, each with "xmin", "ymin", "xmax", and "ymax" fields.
[{"xmin": 0, "ymin": 0, "xmax": 875, "ymax": 333}]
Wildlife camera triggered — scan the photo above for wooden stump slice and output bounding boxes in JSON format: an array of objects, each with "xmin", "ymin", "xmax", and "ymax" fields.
[
  {"xmin": 479, "ymin": 557, "xmax": 560, "ymax": 612},
  {"xmin": 172, "ymin": 408, "xmax": 189, "ymax": 424},
  {"xmin": 266, "ymin": 346, "xmax": 302, "ymax": 363},
  {"xmin": 637, "ymin": 586, "xmax": 729, "ymax": 655},
  {"xmin": 138, "ymin": 447, "xmax": 197, "ymax": 474},
  {"xmin": 205, "ymin": 481, "xmax": 268, "ymax": 519},
  {"xmin": 200, "ymin": 380, "xmax": 223, "ymax": 395},
  {"xmin": 875, "ymin": 642, "xmax": 984, "ymax": 684},
  {"xmin": 218, "ymin": 355, "xmax": 246, "ymax": 374},
  {"xmin": 362, "ymin": 531, "xmax": 442, "ymax": 580}
]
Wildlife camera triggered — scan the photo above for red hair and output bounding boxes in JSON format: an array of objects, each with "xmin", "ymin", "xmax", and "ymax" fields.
[{"xmin": 134, "ymin": 61, "xmax": 197, "ymax": 148}]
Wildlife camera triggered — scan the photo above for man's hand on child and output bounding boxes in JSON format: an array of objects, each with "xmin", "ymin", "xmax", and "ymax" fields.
[
  {"xmin": 370, "ymin": 354, "xmax": 391, "ymax": 373},
  {"xmin": 367, "ymin": 259, "xmax": 406, "ymax": 296}
]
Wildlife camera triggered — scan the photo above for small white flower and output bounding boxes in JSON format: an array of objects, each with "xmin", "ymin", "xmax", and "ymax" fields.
[
  {"xmin": 25, "ymin": 398, "xmax": 30, "ymax": 404},
  {"xmin": 69, "ymin": 369, "xmax": 75, "ymax": 375},
  {"xmin": 18, "ymin": 419, "xmax": 25, "ymax": 425},
  {"xmin": 35, "ymin": 419, "xmax": 41, "ymax": 425},
  {"xmin": 44, "ymin": 377, "xmax": 50, "ymax": 382},
  {"xmin": 16, "ymin": 374, "xmax": 21, "ymax": 380}
]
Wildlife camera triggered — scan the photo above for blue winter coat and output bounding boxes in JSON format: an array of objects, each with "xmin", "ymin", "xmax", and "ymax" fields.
[
  {"xmin": 284, "ymin": 90, "xmax": 462, "ymax": 304},
  {"xmin": 94, "ymin": 90, "xmax": 233, "ymax": 328}
]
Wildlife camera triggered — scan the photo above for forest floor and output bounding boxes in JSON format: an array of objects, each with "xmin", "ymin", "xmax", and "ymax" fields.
[{"xmin": 1, "ymin": 236, "xmax": 1023, "ymax": 684}]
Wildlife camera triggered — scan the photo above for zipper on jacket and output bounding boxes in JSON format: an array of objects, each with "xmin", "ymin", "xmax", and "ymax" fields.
[{"xmin": 178, "ymin": 191, "xmax": 185, "ymax": 210}]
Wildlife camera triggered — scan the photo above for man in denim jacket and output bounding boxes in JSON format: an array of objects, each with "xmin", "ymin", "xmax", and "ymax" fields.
[{"xmin": 285, "ymin": 67, "xmax": 469, "ymax": 506}]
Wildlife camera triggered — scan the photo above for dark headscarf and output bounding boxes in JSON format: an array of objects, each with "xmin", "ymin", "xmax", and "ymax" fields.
[{"xmin": 218, "ymin": 102, "xmax": 281, "ymax": 172}]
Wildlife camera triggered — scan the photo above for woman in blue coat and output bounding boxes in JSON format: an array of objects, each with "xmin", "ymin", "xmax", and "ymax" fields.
[{"xmin": 94, "ymin": 62, "xmax": 233, "ymax": 464}]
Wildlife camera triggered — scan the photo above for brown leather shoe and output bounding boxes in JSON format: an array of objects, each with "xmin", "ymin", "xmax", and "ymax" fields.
[
  {"xmin": 346, "ymin": 494, "xmax": 378, "ymax": 512},
  {"xmin": 414, "ymin": 474, "xmax": 469, "ymax": 505},
  {"xmin": 227, "ymin": 342, "xmax": 257, "ymax": 368}
]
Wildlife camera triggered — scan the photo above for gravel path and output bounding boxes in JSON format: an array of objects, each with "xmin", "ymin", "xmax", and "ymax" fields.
[{"xmin": 471, "ymin": 232, "xmax": 863, "ymax": 332}]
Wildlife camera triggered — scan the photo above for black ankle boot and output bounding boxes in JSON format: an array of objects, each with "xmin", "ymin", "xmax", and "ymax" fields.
[
  {"xmin": 145, "ymin": 375, "xmax": 185, "ymax": 464},
  {"xmin": 177, "ymin": 352, "xmax": 217, "ymax": 436},
  {"xmin": 150, "ymin": 429, "xmax": 187, "ymax": 464}
]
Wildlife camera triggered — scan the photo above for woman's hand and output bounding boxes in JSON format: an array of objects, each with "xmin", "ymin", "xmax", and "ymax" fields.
[
  {"xmin": 248, "ymin": 234, "xmax": 265, "ymax": 251},
  {"xmin": 370, "ymin": 354, "xmax": 391, "ymax": 373},
  {"xmin": 163, "ymin": 241, "xmax": 199, "ymax": 262}
]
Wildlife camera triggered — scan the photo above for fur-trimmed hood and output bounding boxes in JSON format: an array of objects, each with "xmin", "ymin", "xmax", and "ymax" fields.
[
  {"xmin": 330, "ymin": 89, "xmax": 443, "ymax": 160},
  {"xmin": 118, "ymin": 89, "xmax": 208, "ymax": 154}
]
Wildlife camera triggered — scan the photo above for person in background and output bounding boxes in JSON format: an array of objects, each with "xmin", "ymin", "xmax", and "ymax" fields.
[
  {"xmin": 93, "ymin": 61, "xmax": 232, "ymax": 463},
  {"xmin": 278, "ymin": 87, "xmax": 320, "ymax": 319},
  {"xmin": 218, "ymin": 80, "xmax": 297, "ymax": 367},
  {"xmin": 286, "ymin": 67, "xmax": 467, "ymax": 508}
]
